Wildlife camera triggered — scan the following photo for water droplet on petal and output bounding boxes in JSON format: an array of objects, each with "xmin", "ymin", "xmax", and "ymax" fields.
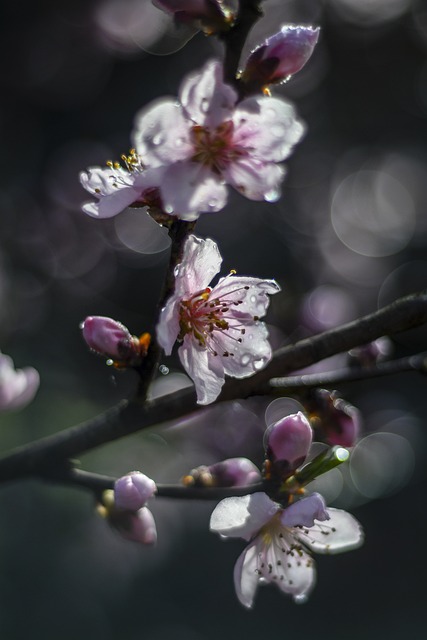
[
  {"xmin": 201, "ymin": 98, "xmax": 210, "ymax": 113},
  {"xmin": 152, "ymin": 133, "xmax": 164, "ymax": 146},
  {"xmin": 254, "ymin": 359, "xmax": 265, "ymax": 370},
  {"xmin": 294, "ymin": 593, "xmax": 309, "ymax": 605},
  {"xmin": 240, "ymin": 354, "xmax": 251, "ymax": 366},
  {"xmin": 250, "ymin": 294, "xmax": 257, "ymax": 303},
  {"xmin": 159, "ymin": 364, "xmax": 169, "ymax": 375},
  {"xmin": 106, "ymin": 359, "xmax": 114, "ymax": 366},
  {"xmin": 264, "ymin": 189, "xmax": 280, "ymax": 203}
]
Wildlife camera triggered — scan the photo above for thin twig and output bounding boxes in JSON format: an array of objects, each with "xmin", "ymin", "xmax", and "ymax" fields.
[{"xmin": 269, "ymin": 351, "xmax": 427, "ymax": 390}]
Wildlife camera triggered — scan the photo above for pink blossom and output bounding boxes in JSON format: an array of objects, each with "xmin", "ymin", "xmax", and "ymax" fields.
[
  {"xmin": 210, "ymin": 492, "xmax": 363, "ymax": 608},
  {"xmin": 80, "ymin": 154, "xmax": 166, "ymax": 219},
  {"xmin": 0, "ymin": 351, "xmax": 40, "ymax": 412},
  {"xmin": 157, "ymin": 235, "xmax": 280, "ymax": 404},
  {"xmin": 132, "ymin": 59, "xmax": 305, "ymax": 218}
]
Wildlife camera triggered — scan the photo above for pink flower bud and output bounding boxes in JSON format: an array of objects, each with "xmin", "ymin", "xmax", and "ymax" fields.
[
  {"xmin": 308, "ymin": 389, "xmax": 361, "ymax": 448},
  {"xmin": 153, "ymin": 0, "xmax": 236, "ymax": 33},
  {"xmin": 118, "ymin": 507, "xmax": 157, "ymax": 545},
  {"xmin": 241, "ymin": 25, "xmax": 320, "ymax": 89},
  {"xmin": 348, "ymin": 337, "xmax": 392, "ymax": 368},
  {"xmin": 81, "ymin": 316, "xmax": 145, "ymax": 364},
  {"xmin": 184, "ymin": 458, "xmax": 261, "ymax": 488},
  {"xmin": 114, "ymin": 472, "xmax": 157, "ymax": 511},
  {"xmin": 265, "ymin": 412, "xmax": 313, "ymax": 471}
]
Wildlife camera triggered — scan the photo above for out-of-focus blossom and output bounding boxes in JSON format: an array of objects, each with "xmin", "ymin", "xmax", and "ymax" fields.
[
  {"xmin": 0, "ymin": 351, "xmax": 40, "ymax": 412},
  {"xmin": 153, "ymin": 0, "xmax": 237, "ymax": 33},
  {"xmin": 81, "ymin": 316, "xmax": 151, "ymax": 366},
  {"xmin": 80, "ymin": 152, "xmax": 165, "ymax": 219},
  {"xmin": 114, "ymin": 471, "xmax": 157, "ymax": 511},
  {"xmin": 210, "ymin": 491, "xmax": 363, "ymax": 608},
  {"xmin": 348, "ymin": 336, "xmax": 392, "ymax": 368},
  {"xmin": 306, "ymin": 389, "xmax": 361, "ymax": 448},
  {"xmin": 133, "ymin": 59, "xmax": 304, "ymax": 218},
  {"xmin": 264, "ymin": 411, "xmax": 313, "ymax": 475},
  {"xmin": 240, "ymin": 25, "xmax": 320, "ymax": 91},
  {"xmin": 157, "ymin": 235, "xmax": 280, "ymax": 404},
  {"xmin": 183, "ymin": 457, "xmax": 261, "ymax": 487}
]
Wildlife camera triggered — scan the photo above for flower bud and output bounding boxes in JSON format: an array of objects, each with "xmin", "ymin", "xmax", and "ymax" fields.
[
  {"xmin": 240, "ymin": 25, "xmax": 320, "ymax": 90},
  {"xmin": 307, "ymin": 389, "xmax": 361, "ymax": 448},
  {"xmin": 265, "ymin": 412, "xmax": 313, "ymax": 469},
  {"xmin": 348, "ymin": 337, "xmax": 392, "ymax": 368},
  {"xmin": 183, "ymin": 457, "xmax": 261, "ymax": 488},
  {"xmin": 0, "ymin": 351, "xmax": 40, "ymax": 412},
  {"xmin": 114, "ymin": 472, "xmax": 157, "ymax": 511},
  {"xmin": 153, "ymin": 0, "xmax": 237, "ymax": 34},
  {"xmin": 81, "ymin": 316, "xmax": 150, "ymax": 365},
  {"xmin": 117, "ymin": 507, "xmax": 157, "ymax": 545}
]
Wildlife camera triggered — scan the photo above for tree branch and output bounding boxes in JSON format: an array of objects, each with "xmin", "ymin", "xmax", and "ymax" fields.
[{"xmin": 0, "ymin": 290, "xmax": 426, "ymax": 484}]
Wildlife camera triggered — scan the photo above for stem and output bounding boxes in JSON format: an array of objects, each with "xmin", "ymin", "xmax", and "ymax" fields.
[
  {"xmin": 0, "ymin": 290, "xmax": 426, "ymax": 483},
  {"xmin": 221, "ymin": 0, "xmax": 265, "ymax": 89},
  {"xmin": 269, "ymin": 351, "xmax": 427, "ymax": 390},
  {"xmin": 134, "ymin": 219, "xmax": 195, "ymax": 400},
  {"xmin": 40, "ymin": 467, "xmax": 264, "ymax": 500}
]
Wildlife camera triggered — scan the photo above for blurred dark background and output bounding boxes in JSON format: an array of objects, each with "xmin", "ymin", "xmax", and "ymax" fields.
[{"xmin": 1, "ymin": 0, "xmax": 427, "ymax": 638}]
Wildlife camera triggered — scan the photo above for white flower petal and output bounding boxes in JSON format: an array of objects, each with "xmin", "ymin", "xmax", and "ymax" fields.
[
  {"xmin": 280, "ymin": 494, "xmax": 329, "ymax": 528},
  {"xmin": 178, "ymin": 338, "xmax": 225, "ymax": 404},
  {"xmin": 212, "ymin": 275, "xmax": 280, "ymax": 317},
  {"xmin": 0, "ymin": 353, "xmax": 40, "ymax": 412},
  {"xmin": 210, "ymin": 493, "xmax": 279, "ymax": 540},
  {"xmin": 174, "ymin": 235, "xmax": 222, "ymax": 296},
  {"xmin": 132, "ymin": 99, "xmax": 192, "ymax": 167},
  {"xmin": 218, "ymin": 321, "xmax": 272, "ymax": 379},
  {"xmin": 296, "ymin": 508, "xmax": 364, "ymax": 554},
  {"xmin": 260, "ymin": 529, "xmax": 316, "ymax": 599},
  {"xmin": 157, "ymin": 297, "xmax": 181, "ymax": 355},
  {"xmin": 224, "ymin": 158, "xmax": 285, "ymax": 201},
  {"xmin": 179, "ymin": 59, "xmax": 238, "ymax": 129},
  {"xmin": 233, "ymin": 96, "xmax": 305, "ymax": 163},
  {"xmin": 233, "ymin": 542, "xmax": 260, "ymax": 609},
  {"xmin": 160, "ymin": 162, "xmax": 227, "ymax": 217}
]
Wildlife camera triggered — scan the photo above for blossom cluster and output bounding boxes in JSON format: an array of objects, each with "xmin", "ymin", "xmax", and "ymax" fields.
[{"xmin": 78, "ymin": 7, "xmax": 366, "ymax": 612}]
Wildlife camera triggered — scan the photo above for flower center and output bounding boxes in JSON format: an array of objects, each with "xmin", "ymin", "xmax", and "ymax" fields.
[
  {"xmin": 190, "ymin": 121, "xmax": 247, "ymax": 173},
  {"xmin": 178, "ymin": 283, "xmax": 250, "ymax": 356}
]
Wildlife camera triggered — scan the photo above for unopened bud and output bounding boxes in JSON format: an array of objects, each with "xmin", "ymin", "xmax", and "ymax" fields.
[
  {"xmin": 348, "ymin": 337, "xmax": 392, "ymax": 368},
  {"xmin": 153, "ymin": 0, "xmax": 237, "ymax": 34},
  {"xmin": 265, "ymin": 412, "xmax": 313, "ymax": 469},
  {"xmin": 183, "ymin": 457, "xmax": 261, "ymax": 488},
  {"xmin": 97, "ymin": 489, "xmax": 157, "ymax": 545},
  {"xmin": 114, "ymin": 472, "xmax": 157, "ymax": 511},
  {"xmin": 240, "ymin": 25, "xmax": 320, "ymax": 90},
  {"xmin": 307, "ymin": 389, "xmax": 361, "ymax": 447},
  {"xmin": 81, "ymin": 316, "xmax": 150, "ymax": 366}
]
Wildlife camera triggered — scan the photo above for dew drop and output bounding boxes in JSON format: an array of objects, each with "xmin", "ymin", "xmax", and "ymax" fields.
[
  {"xmin": 250, "ymin": 295, "xmax": 257, "ymax": 303},
  {"xmin": 201, "ymin": 98, "xmax": 210, "ymax": 113},
  {"xmin": 264, "ymin": 189, "xmax": 280, "ymax": 203},
  {"xmin": 294, "ymin": 593, "xmax": 308, "ymax": 605},
  {"xmin": 106, "ymin": 359, "xmax": 114, "ymax": 367},
  {"xmin": 159, "ymin": 364, "xmax": 169, "ymax": 375},
  {"xmin": 254, "ymin": 359, "xmax": 265, "ymax": 370},
  {"xmin": 240, "ymin": 354, "xmax": 251, "ymax": 366},
  {"xmin": 152, "ymin": 133, "xmax": 164, "ymax": 146}
]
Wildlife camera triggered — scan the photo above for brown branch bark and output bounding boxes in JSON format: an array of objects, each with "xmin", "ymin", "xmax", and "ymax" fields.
[{"xmin": 0, "ymin": 290, "xmax": 426, "ymax": 484}]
